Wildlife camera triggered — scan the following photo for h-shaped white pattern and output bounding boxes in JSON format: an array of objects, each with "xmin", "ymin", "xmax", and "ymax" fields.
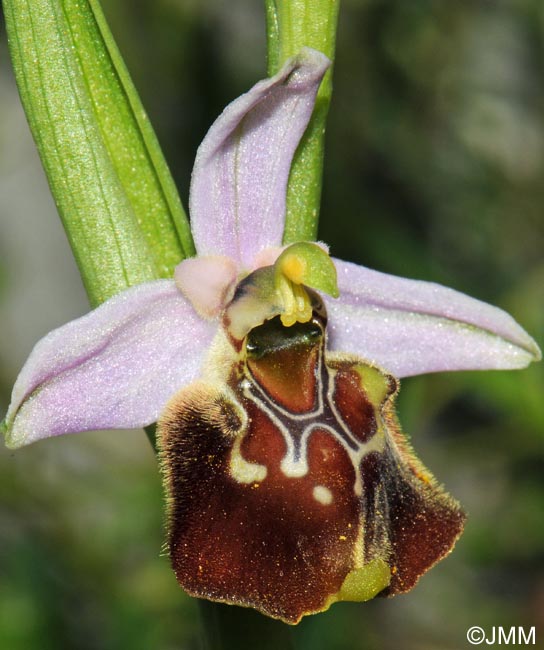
[{"xmin": 240, "ymin": 352, "xmax": 386, "ymax": 496}]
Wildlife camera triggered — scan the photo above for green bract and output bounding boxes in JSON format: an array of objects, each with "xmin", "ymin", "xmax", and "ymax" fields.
[{"xmin": 3, "ymin": 0, "xmax": 194, "ymax": 306}]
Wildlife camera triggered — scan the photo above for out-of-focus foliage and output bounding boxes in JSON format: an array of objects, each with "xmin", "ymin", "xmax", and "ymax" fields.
[{"xmin": 1, "ymin": 1, "xmax": 542, "ymax": 649}]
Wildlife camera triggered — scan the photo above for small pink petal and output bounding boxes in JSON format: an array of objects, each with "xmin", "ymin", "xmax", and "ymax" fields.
[
  {"xmin": 190, "ymin": 48, "xmax": 330, "ymax": 266},
  {"xmin": 3, "ymin": 281, "xmax": 216, "ymax": 448},
  {"xmin": 175, "ymin": 256, "xmax": 239, "ymax": 319},
  {"xmin": 327, "ymin": 258, "xmax": 541, "ymax": 377}
]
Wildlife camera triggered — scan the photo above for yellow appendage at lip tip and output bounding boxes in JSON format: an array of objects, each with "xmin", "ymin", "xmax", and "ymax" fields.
[{"xmin": 322, "ymin": 558, "xmax": 391, "ymax": 612}]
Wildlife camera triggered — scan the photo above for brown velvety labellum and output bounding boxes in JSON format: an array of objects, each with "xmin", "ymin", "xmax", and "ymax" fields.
[{"xmin": 158, "ymin": 315, "xmax": 465, "ymax": 624}]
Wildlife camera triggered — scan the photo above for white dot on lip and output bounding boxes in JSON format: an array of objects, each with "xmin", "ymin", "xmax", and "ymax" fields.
[{"xmin": 313, "ymin": 485, "xmax": 333, "ymax": 505}]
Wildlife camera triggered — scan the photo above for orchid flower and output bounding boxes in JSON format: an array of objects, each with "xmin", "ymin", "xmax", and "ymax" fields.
[{"xmin": 2, "ymin": 49, "xmax": 540, "ymax": 624}]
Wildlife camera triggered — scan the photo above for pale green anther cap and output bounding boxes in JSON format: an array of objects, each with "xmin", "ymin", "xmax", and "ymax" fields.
[{"xmin": 274, "ymin": 242, "xmax": 339, "ymax": 298}]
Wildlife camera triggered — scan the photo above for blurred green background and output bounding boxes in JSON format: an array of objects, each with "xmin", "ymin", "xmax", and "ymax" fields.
[{"xmin": 0, "ymin": 1, "xmax": 543, "ymax": 648}]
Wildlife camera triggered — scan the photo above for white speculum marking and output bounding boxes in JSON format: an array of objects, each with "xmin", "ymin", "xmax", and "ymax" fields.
[
  {"xmin": 229, "ymin": 433, "xmax": 268, "ymax": 484},
  {"xmin": 233, "ymin": 353, "xmax": 385, "ymax": 497},
  {"xmin": 313, "ymin": 485, "xmax": 333, "ymax": 505},
  {"xmin": 226, "ymin": 387, "xmax": 268, "ymax": 484}
]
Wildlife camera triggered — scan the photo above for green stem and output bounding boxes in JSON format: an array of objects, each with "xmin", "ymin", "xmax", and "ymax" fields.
[
  {"xmin": 265, "ymin": 0, "xmax": 340, "ymax": 244},
  {"xmin": 144, "ymin": 424, "xmax": 158, "ymax": 454},
  {"xmin": 198, "ymin": 600, "xmax": 295, "ymax": 650}
]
